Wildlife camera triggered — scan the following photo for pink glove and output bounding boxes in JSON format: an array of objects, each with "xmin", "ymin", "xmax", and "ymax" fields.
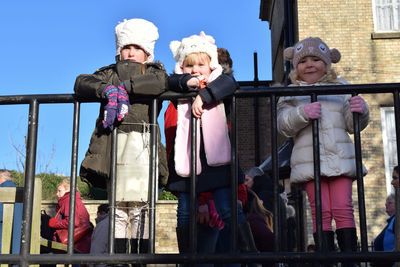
[
  {"xmin": 208, "ymin": 200, "xmax": 224, "ymax": 230},
  {"xmin": 304, "ymin": 102, "xmax": 321, "ymax": 119},
  {"xmin": 349, "ymin": 96, "xmax": 367, "ymax": 114}
]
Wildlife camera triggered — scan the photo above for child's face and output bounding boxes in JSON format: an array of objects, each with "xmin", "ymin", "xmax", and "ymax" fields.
[
  {"xmin": 297, "ymin": 56, "xmax": 326, "ymax": 84},
  {"xmin": 120, "ymin": 44, "xmax": 148, "ymax": 63},
  {"xmin": 182, "ymin": 54, "xmax": 211, "ymax": 78},
  {"xmin": 56, "ymin": 185, "xmax": 68, "ymax": 199}
]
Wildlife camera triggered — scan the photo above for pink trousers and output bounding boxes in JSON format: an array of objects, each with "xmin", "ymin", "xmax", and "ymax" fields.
[{"xmin": 304, "ymin": 176, "xmax": 356, "ymax": 232}]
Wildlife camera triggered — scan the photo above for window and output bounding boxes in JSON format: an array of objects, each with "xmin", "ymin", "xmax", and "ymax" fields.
[
  {"xmin": 381, "ymin": 107, "xmax": 398, "ymax": 194},
  {"xmin": 373, "ymin": 0, "xmax": 400, "ymax": 32}
]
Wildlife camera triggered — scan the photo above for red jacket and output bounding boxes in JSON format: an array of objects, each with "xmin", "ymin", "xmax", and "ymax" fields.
[{"xmin": 53, "ymin": 191, "xmax": 92, "ymax": 253}]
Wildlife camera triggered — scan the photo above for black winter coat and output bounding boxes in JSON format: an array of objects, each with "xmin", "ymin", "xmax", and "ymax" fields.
[{"xmin": 74, "ymin": 60, "xmax": 169, "ymax": 189}]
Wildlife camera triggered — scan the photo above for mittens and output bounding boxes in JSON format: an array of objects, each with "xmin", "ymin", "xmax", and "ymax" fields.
[
  {"xmin": 48, "ymin": 218, "xmax": 57, "ymax": 228},
  {"xmin": 349, "ymin": 96, "xmax": 367, "ymax": 114},
  {"xmin": 102, "ymin": 85, "xmax": 118, "ymax": 130},
  {"xmin": 304, "ymin": 102, "xmax": 321, "ymax": 119},
  {"xmin": 117, "ymin": 82, "xmax": 130, "ymax": 121},
  {"xmin": 208, "ymin": 200, "xmax": 224, "ymax": 230},
  {"xmin": 102, "ymin": 83, "xmax": 131, "ymax": 130}
]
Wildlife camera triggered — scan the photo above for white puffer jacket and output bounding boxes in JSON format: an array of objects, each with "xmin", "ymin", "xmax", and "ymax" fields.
[{"xmin": 277, "ymin": 78, "xmax": 369, "ymax": 184}]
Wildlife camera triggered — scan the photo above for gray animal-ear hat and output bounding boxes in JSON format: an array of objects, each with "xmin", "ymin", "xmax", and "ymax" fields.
[{"xmin": 284, "ymin": 37, "xmax": 341, "ymax": 69}]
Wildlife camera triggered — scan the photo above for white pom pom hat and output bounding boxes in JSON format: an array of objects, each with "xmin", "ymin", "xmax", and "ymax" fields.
[
  {"xmin": 115, "ymin": 18, "xmax": 159, "ymax": 62},
  {"xmin": 169, "ymin": 31, "xmax": 220, "ymax": 74}
]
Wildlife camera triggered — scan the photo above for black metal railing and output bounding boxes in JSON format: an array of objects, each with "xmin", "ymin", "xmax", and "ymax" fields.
[{"xmin": 1, "ymin": 82, "xmax": 400, "ymax": 266}]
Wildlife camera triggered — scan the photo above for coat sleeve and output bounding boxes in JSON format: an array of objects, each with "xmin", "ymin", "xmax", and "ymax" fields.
[
  {"xmin": 74, "ymin": 66, "xmax": 113, "ymax": 99},
  {"xmin": 277, "ymin": 96, "xmax": 310, "ymax": 138},
  {"xmin": 54, "ymin": 199, "xmax": 80, "ymax": 229},
  {"xmin": 342, "ymin": 94, "xmax": 370, "ymax": 134},
  {"xmin": 123, "ymin": 63, "xmax": 168, "ymax": 96},
  {"xmin": 168, "ymin": 73, "xmax": 193, "ymax": 92},
  {"xmin": 199, "ymin": 73, "xmax": 239, "ymax": 104}
]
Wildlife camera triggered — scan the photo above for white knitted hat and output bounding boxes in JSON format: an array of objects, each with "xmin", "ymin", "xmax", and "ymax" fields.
[
  {"xmin": 115, "ymin": 18, "xmax": 159, "ymax": 62},
  {"xmin": 169, "ymin": 31, "xmax": 220, "ymax": 74}
]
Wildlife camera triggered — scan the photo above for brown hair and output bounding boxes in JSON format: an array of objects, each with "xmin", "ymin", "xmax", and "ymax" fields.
[{"xmin": 244, "ymin": 189, "xmax": 274, "ymax": 232}]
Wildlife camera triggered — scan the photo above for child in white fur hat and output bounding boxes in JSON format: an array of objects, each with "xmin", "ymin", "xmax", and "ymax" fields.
[
  {"xmin": 164, "ymin": 31, "xmax": 255, "ymax": 258},
  {"xmin": 74, "ymin": 18, "xmax": 168, "ymax": 258},
  {"xmin": 277, "ymin": 37, "xmax": 369, "ymax": 257}
]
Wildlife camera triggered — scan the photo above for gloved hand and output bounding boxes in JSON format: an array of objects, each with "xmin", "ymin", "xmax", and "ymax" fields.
[
  {"xmin": 197, "ymin": 204, "xmax": 210, "ymax": 224},
  {"xmin": 48, "ymin": 218, "xmax": 57, "ymax": 228},
  {"xmin": 117, "ymin": 82, "xmax": 130, "ymax": 121},
  {"xmin": 208, "ymin": 200, "xmax": 224, "ymax": 230},
  {"xmin": 102, "ymin": 85, "xmax": 118, "ymax": 130},
  {"xmin": 349, "ymin": 96, "xmax": 367, "ymax": 114},
  {"xmin": 304, "ymin": 102, "xmax": 321, "ymax": 119}
]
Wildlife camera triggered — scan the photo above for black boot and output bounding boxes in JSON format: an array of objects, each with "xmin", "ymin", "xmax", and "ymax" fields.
[
  {"xmin": 130, "ymin": 239, "xmax": 148, "ymax": 267},
  {"xmin": 313, "ymin": 231, "xmax": 335, "ymax": 266},
  {"xmin": 176, "ymin": 227, "xmax": 190, "ymax": 253},
  {"xmin": 114, "ymin": 238, "xmax": 129, "ymax": 267},
  {"xmin": 238, "ymin": 222, "xmax": 258, "ymax": 252},
  {"xmin": 336, "ymin": 228, "xmax": 358, "ymax": 267}
]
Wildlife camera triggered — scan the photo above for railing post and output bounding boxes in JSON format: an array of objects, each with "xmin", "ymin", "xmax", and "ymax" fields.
[
  {"xmin": 66, "ymin": 101, "xmax": 81, "ymax": 254},
  {"xmin": 20, "ymin": 99, "xmax": 39, "ymax": 267},
  {"xmin": 310, "ymin": 93, "xmax": 324, "ymax": 253},
  {"xmin": 230, "ymin": 95, "xmax": 238, "ymax": 252},
  {"xmin": 351, "ymin": 93, "xmax": 368, "ymax": 253},
  {"xmin": 148, "ymin": 98, "xmax": 158, "ymax": 254}
]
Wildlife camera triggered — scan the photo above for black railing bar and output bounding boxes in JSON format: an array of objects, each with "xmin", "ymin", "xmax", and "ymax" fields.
[
  {"xmin": 270, "ymin": 94, "xmax": 280, "ymax": 251},
  {"xmin": 3, "ymin": 252, "xmax": 400, "ymax": 265},
  {"xmin": 66, "ymin": 101, "xmax": 81, "ymax": 254},
  {"xmin": 189, "ymin": 97, "xmax": 198, "ymax": 253},
  {"xmin": 393, "ymin": 88, "xmax": 400, "ymax": 252},
  {"xmin": 148, "ymin": 98, "xmax": 158, "ymax": 253},
  {"xmin": 19, "ymin": 99, "xmax": 39, "ymax": 267},
  {"xmin": 230, "ymin": 95, "xmax": 238, "ymax": 252},
  {"xmin": 108, "ymin": 128, "xmax": 118, "ymax": 254},
  {"xmin": 253, "ymin": 52, "xmax": 261, "ymax": 166},
  {"xmin": 311, "ymin": 93, "xmax": 323, "ymax": 251},
  {"xmin": 238, "ymin": 80, "xmax": 271, "ymax": 86},
  {"xmin": 2, "ymin": 83, "xmax": 400, "ymax": 104},
  {"xmin": 351, "ymin": 93, "xmax": 368, "ymax": 252},
  {"xmin": 235, "ymin": 83, "xmax": 400, "ymax": 96}
]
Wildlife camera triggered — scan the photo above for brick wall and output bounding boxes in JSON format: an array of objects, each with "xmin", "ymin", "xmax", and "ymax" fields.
[{"xmin": 42, "ymin": 200, "xmax": 179, "ymax": 254}]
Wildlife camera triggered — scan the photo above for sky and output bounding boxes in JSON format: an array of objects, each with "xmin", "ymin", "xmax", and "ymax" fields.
[{"xmin": 0, "ymin": 0, "xmax": 272, "ymax": 176}]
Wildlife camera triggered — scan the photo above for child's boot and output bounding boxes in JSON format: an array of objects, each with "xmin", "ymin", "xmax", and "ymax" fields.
[{"xmin": 336, "ymin": 228, "xmax": 358, "ymax": 267}]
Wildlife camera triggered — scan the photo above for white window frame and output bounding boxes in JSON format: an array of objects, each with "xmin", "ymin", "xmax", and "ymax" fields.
[
  {"xmin": 372, "ymin": 0, "xmax": 400, "ymax": 32},
  {"xmin": 381, "ymin": 107, "xmax": 398, "ymax": 194}
]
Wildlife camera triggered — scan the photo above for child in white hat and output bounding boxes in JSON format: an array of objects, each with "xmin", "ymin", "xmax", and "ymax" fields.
[
  {"xmin": 277, "ymin": 37, "xmax": 369, "ymax": 256},
  {"xmin": 74, "ymin": 18, "xmax": 168, "ymax": 258},
  {"xmin": 164, "ymin": 31, "xmax": 255, "ymax": 258}
]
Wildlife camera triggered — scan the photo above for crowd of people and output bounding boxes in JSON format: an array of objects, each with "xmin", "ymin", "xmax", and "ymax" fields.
[{"xmin": 3, "ymin": 16, "xmax": 399, "ymax": 267}]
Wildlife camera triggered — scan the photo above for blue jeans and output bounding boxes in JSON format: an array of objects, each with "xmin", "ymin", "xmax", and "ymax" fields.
[{"xmin": 177, "ymin": 188, "xmax": 245, "ymax": 266}]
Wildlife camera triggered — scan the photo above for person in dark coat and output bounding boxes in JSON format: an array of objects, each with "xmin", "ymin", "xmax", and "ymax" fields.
[
  {"xmin": 48, "ymin": 179, "xmax": 93, "ymax": 253},
  {"xmin": 74, "ymin": 19, "xmax": 169, "ymax": 260},
  {"xmin": 243, "ymin": 189, "xmax": 274, "ymax": 267}
]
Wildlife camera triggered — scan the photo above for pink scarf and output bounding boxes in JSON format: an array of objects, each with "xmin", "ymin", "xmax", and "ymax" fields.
[{"xmin": 174, "ymin": 66, "xmax": 231, "ymax": 177}]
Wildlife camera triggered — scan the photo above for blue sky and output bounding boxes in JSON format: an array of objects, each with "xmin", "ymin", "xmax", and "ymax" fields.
[{"xmin": 0, "ymin": 0, "xmax": 271, "ymax": 176}]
